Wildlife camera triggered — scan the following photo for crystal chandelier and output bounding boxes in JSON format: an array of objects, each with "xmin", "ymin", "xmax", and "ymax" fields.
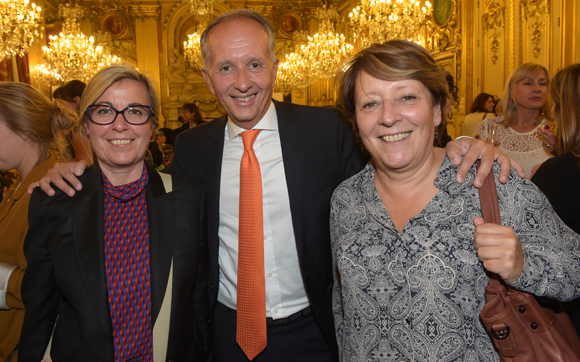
[
  {"xmin": 275, "ymin": 52, "xmax": 312, "ymax": 91},
  {"xmin": 183, "ymin": 25, "xmax": 204, "ymax": 70},
  {"xmin": 0, "ymin": 0, "xmax": 43, "ymax": 61},
  {"xmin": 36, "ymin": 4, "xmax": 120, "ymax": 83},
  {"xmin": 189, "ymin": 0, "xmax": 222, "ymax": 20},
  {"xmin": 300, "ymin": 6, "xmax": 353, "ymax": 80},
  {"xmin": 349, "ymin": 0, "xmax": 432, "ymax": 48}
]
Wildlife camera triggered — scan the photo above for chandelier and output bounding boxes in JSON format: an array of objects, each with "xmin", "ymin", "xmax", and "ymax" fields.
[
  {"xmin": 37, "ymin": 4, "xmax": 120, "ymax": 83},
  {"xmin": 183, "ymin": 25, "xmax": 204, "ymax": 70},
  {"xmin": 349, "ymin": 0, "xmax": 432, "ymax": 48},
  {"xmin": 300, "ymin": 6, "xmax": 353, "ymax": 80},
  {"xmin": 275, "ymin": 52, "xmax": 312, "ymax": 91},
  {"xmin": 0, "ymin": 0, "xmax": 43, "ymax": 61},
  {"xmin": 276, "ymin": 6, "xmax": 353, "ymax": 91},
  {"xmin": 189, "ymin": 0, "xmax": 222, "ymax": 20}
]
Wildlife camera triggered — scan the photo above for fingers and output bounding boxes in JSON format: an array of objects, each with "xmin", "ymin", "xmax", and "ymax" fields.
[
  {"xmin": 39, "ymin": 162, "xmax": 86, "ymax": 197},
  {"xmin": 538, "ymin": 128, "xmax": 557, "ymax": 155},
  {"xmin": 26, "ymin": 181, "xmax": 40, "ymax": 195},
  {"xmin": 447, "ymin": 137, "xmax": 485, "ymax": 185},
  {"xmin": 445, "ymin": 137, "xmax": 464, "ymax": 167},
  {"xmin": 468, "ymin": 140, "xmax": 494, "ymax": 188},
  {"xmin": 473, "ymin": 219, "xmax": 524, "ymax": 283}
]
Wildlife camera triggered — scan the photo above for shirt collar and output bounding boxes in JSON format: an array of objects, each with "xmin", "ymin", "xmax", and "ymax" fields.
[{"xmin": 226, "ymin": 101, "xmax": 278, "ymax": 140}]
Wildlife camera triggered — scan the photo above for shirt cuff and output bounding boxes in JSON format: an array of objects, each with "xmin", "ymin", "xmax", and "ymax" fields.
[{"xmin": 0, "ymin": 262, "xmax": 17, "ymax": 310}]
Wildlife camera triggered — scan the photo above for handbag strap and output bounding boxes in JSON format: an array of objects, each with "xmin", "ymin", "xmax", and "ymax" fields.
[
  {"xmin": 477, "ymin": 161, "xmax": 501, "ymax": 224},
  {"xmin": 476, "ymin": 161, "xmax": 504, "ymax": 285}
]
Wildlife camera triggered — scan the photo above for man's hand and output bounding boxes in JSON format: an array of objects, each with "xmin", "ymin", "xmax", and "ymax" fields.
[
  {"xmin": 445, "ymin": 137, "xmax": 525, "ymax": 187},
  {"xmin": 27, "ymin": 161, "xmax": 87, "ymax": 197},
  {"xmin": 473, "ymin": 217, "xmax": 524, "ymax": 283}
]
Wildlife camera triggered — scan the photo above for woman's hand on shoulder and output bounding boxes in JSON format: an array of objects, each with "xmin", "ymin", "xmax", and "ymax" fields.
[
  {"xmin": 473, "ymin": 217, "xmax": 524, "ymax": 283},
  {"xmin": 446, "ymin": 137, "xmax": 525, "ymax": 187},
  {"xmin": 27, "ymin": 161, "xmax": 87, "ymax": 197}
]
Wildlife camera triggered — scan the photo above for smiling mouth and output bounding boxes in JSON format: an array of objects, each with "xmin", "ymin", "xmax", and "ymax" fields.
[
  {"xmin": 381, "ymin": 132, "xmax": 410, "ymax": 142},
  {"xmin": 233, "ymin": 94, "xmax": 256, "ymax": 102},
  {"xmin": 109, "ymin": 139, "xmax": 133, "ymax": 145}
]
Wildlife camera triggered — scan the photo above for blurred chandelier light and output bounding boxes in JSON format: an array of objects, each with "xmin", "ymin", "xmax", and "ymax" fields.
[
  {"xmin": 184, "ymin": 24, "xmax": 204, "ymax": 70},
  {"xmin": 0, "ymin": 0, "xmax": 43, "ymax": 61},
  {"xmin": 189, "ymin": 0, "xmax": 222, "ymax": 19},
  {"xmin": 36, "ymin": 4, "xmax": 120, "ymax": 83},
  {"xmin": 349, "ymin": 0, "xmax": 432, "ymax": 48},
  {"xmin": 275, "ymin": 52, "xmax": 311, "ymax": 91},
  {"xmin": 301, "ymin": 6, "xmax": 353, "ymax": 80}
]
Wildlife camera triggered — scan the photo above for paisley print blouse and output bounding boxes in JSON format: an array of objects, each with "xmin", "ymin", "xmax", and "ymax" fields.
[{"xmin": 331, "ymin": 158, "xmax": 580, "ymax": 362}]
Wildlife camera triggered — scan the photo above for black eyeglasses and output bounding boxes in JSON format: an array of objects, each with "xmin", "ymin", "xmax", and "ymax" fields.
[{"xmin": 86, "ymin": 104, "xmax": 154, "ymax": 125}]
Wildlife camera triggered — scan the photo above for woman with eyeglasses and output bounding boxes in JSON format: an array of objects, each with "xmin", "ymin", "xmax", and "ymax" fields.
[{"xmin": 19, "ymin": 65, "xmax": 211, "ymax": 362}]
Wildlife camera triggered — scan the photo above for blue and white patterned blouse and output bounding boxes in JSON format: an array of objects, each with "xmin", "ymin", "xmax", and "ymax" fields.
[{"xmin": 331, "ymin": 158, "xmax": 580, "ymax": 362}]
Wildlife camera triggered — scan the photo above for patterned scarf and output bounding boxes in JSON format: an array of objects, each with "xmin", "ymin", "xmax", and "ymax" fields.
[{"xmin": 102, "ymin": 163, "xmax": 153, "ymax": 362}]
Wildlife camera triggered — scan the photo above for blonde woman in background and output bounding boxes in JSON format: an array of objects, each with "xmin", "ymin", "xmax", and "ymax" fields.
[
  {"xmin": 0, "ymin": 82, "xmax": 75, "ymax": 361},
  {"xmin": 476, "ymin": 63, "xmax": 556, "ymax": 177}
]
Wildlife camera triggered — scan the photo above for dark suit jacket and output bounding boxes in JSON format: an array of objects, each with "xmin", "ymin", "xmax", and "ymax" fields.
[
  {"xmin": 168, "ymin": 100, "xmax": 367, "ymax": 361},
  {"xmin": 19, "ymin": 163, "xmax": 211, "ymax": 362}
]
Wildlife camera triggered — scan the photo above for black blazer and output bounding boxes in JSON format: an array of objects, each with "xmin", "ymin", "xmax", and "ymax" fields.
[
  {"xmin": 19, "ymin": 163, "xmax": 211, "ymax": 362},
  {"xmin": 168, "ymin": 100, "xmax": 367, "ymax": 361}
]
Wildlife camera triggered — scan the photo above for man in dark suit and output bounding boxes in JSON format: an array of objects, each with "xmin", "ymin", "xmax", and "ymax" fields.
[{"xmin": 34, "ymin": 9, "xmax": 520, "ymax": 362}]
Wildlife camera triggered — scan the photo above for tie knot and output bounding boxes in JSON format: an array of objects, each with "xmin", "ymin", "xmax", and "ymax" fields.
[{"xmin": 241, "ymin": 129, "xmax": 261, "ymax": 151}]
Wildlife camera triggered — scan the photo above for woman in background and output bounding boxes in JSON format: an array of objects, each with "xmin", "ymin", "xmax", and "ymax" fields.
[
  {"xmin": 0, "ymin": 83, "xmax": 75, "ymax": 361},
  {"xmin": 532, "ymin": 63, "xmax": 580, "ymax": 336},
  {"xmin": 462, "ymin": 92, "xmax": 496, "ymax": 137},
  {"xmin": 476, "ymin": 63, "xmax": 555, "ymax": 177},
  {"xmin": 53, "ymin": 80, "xmax": 94, "ymax": 165}
]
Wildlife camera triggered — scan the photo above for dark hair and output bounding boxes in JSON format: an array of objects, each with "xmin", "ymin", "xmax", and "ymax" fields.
[
  {"xmin": 470, "ymin": 92, "xmax": 494, "ymax": 113},
  {"xmin": 337, "ymin": 40, "xmax": 449, "ymax": 143},
  {"xmin": 53, "ymin": 80, "xmax": 86, "ymax": 103},
  {"xmin": 182, "ymin": 102, "xmax": 203, "ymax": 124}
]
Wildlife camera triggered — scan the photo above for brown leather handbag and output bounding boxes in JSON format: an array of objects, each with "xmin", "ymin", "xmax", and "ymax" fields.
[{"xmin": 477, "ymin": 165, "xmax": 580, "ymax": 361}]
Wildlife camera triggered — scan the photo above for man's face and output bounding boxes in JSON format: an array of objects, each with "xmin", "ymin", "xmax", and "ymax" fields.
[{"xmin": 202, "ymin": 18, "xmax": 279, "ymax": 130}]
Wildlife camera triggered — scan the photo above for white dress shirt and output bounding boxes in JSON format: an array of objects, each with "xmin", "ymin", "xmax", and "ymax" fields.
[{"xmin": 217, "ymin": 102, "xmax": 309, "ymax": 319}]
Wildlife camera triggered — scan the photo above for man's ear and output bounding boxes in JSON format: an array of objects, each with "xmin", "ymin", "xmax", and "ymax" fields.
[{"xmin": 201, "ymin": 68, "xmax": 216, "ymax": 96}]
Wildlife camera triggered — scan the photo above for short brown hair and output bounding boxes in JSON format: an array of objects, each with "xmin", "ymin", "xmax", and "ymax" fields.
[
  {"xmin": 337, "ymin": 40, "xmax": 449, "ymax": 137},
  {"xmin": 182, "ymin": 102, "xmax": 203, "ymax": 124}
]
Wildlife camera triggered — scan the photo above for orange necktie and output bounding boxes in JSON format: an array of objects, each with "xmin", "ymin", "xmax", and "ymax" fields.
[{"xmin": 237, "ymin": 129, "xmax": 267, "ymax": 360}]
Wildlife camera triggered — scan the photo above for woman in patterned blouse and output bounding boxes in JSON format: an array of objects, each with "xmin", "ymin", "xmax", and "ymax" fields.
[{"xmin": 331, "ymin": 40, "xmax": 580, "ymax": 362}]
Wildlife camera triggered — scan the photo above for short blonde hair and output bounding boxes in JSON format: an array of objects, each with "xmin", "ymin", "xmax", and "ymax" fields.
[
  {"xmin": 79, "ymin": 64, "xmax": 160, "ymax": 137},
  {"xmin": 0, "ymin": 82, "xmax": 75, "ymax": 161},
  {"xmin": 551, "ymin": 63, "xmax": 580, "ymax": 155},
  {"xmin": 500, "ymin": 63, "xmax": 551, "ymax": 126}
]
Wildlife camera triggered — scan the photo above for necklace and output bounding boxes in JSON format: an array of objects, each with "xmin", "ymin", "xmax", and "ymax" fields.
[{"xmin": 6, "ymin": 181, "xmax": 22, "ymax": 203}]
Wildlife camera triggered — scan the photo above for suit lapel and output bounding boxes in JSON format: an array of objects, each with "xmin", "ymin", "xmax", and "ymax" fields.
[
  {"xmin": 201, "ymin": 117, "xmax": 227, "ymax": 270},
  {"xmin": 147, "ymin": 165, "xmax": 175, "ymax": 325},
  {"xmin": 275, "ymin": 101, "xmax": 306, "ymax": 261},
  {"xmin": 72, "ymin": 164, "xmax": 112, "ymax": 335}
]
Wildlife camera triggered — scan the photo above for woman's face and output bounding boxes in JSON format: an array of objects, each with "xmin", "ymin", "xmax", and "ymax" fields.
[
  {"xmin": 514, "ymin": 70, "xmax": 548, "ymax": 111},
  {"xmin": 355, "ymin": 71, "xmax": 441, "ymax": 173},
  {"xmin": 484, "ymin": 97, "xmax": 495, "ymax": 113},
  {"xmin": 84, "ymin": 79, "xmax": 154, "ymax": 177}
]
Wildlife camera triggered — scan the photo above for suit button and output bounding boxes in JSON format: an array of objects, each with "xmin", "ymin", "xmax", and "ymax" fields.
[{"xmin": 210, "ymin": 283, "xmax": 214, "ymax": 291}]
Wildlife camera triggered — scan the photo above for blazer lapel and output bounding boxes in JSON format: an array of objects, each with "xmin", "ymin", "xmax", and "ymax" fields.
[
  {"xmin": 72, "ymin": 164, "xmax": 112, "ymax": 335},
  {"xmin": 200, "ymin": 117, "xmax": 227, "ymax": 271},
  {"xmin": 275, "ymin": 101, "xmax": 306, "ymax": 260},
  {"xmin": 147, "ymin": 165, "xmax": 175, "ymax": 325}
]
